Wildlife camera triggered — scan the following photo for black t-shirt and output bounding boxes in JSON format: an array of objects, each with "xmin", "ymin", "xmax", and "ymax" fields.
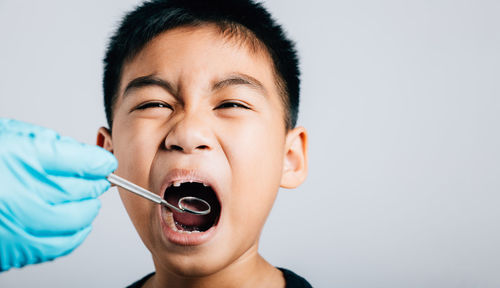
[{"xmin": 127, "ymin": 267, "xmax": 312, "ymax": 288}]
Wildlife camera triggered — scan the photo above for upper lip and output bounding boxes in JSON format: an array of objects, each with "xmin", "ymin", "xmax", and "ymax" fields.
[{"xmin": 159, "ymin": 168, "xmax": 222, "ymax": 204}]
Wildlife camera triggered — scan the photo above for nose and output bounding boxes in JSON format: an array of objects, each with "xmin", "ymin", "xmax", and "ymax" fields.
[{"xmin": 164, "ymin": 112, "xmax": 213, "ymax": 154}]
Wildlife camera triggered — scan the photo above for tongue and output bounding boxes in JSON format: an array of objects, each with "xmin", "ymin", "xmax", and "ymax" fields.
[{"xmin": 172, "ymin": 209, "xmax": 211, "ymax": 227}]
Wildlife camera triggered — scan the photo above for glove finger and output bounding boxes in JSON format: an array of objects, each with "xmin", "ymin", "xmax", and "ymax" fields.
[
  {"xmin": 36, "ymin": 137, "xmax": 117, "ymax": 178},
  {"xmin": 34, "ymin": 226, "xmax": 93, "ymax": 263},
  {"xmin": 15, "ymin": 199, "xmax": 102, "ymax": 235},
  {"xmin": 0, "ymin": 226, "xmax": 92, "ymax": 270},
  {"xmin": 41, "ymin": 176, "xmax": 111, "ymax": 203},
  {"xmin": 0, "ymin": 118, "xmax": 117, "ymax": 178}
]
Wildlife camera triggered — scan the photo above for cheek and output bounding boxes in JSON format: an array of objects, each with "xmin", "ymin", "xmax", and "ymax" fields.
[
  {"xmin": 118, "ymin": 187, "xmax": 149, "ymax": 221},
  {"xmin": 112, "ymin": 121, "xmax": 164, "ymax": 183},
  {"xmin": 111, "ymin": 120, "xmax": 165, "ymax": 247},
  {"xmin": 233, "ymin": 109, "xmax": 286, "ymax": 178},
  {"xmin": 225, "ymin": 116, "xmax": 285, "ymax": 233}
]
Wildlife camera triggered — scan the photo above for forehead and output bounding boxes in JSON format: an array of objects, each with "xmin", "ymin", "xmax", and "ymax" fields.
[{"xmin": 119, "ymin": 25, "xmax": 278, "ymax": 96}]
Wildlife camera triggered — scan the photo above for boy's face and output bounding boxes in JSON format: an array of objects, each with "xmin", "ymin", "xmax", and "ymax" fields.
[{"xmin": 98, "ymin": 25, "xmax": 307, "ymax": 276}]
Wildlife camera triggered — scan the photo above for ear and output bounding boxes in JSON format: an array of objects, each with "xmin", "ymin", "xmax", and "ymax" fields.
[
  {"xmin": 96, "ymin": 127, "xmax": 113, "ymax": 153},
  {"xmin": 280, "ymin": 126, "xmax": 308, "ymax": 189}
]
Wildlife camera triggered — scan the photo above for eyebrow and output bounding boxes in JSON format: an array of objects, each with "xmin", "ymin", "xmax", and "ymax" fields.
[
  {"xmin": 123, "ymin": 75, "xmax": 176, "ymax": 97},
  {"xmin": 212, "ymin": 73, "xmax": 267, "ymax": 96},
  {"xmin": 122, "ymin": 73, "xmax": 267, "ymax": 98}
]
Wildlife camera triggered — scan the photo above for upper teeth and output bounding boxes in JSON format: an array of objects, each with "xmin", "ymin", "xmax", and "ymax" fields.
[{"xmin": 171, "ymin": 180, "xmax": 209, "ymax": 187}]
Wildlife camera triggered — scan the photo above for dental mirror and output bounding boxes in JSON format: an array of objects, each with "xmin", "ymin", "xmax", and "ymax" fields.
[{"xmin": 107, "ymin": 173, "xmax": 211, "ymax": 215}]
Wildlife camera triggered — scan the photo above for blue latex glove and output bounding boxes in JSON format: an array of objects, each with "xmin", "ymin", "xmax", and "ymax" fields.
[{"xmin": 0, "ymin": 119, "xmax": 117, "ymax": 272}]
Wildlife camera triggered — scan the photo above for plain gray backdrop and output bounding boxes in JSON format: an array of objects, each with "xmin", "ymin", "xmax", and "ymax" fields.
[{"xmin": 1, "ymin": 0, "xmax": 499, "ymax": 287}]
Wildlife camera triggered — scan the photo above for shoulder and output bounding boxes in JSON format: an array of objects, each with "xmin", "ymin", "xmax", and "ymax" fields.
[
  {"xmin": 278, "ymin": 267, "xmax": 313, "ymax": 288},
  {"xmin": 126, "ymin": 272, "xmax": 155, "ymax": 288}
]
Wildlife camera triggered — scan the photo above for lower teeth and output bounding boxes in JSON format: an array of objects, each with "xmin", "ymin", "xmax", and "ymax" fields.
[{"xmin": 175, "ymin": 221, "xmax": 201, "ymax": 232}]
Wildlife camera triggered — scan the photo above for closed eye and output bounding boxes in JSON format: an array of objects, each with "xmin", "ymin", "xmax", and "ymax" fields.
[
  {"xmin": 136, "ymin": 101, "xmax": 173, "ymax": 110},
  {"xmin": 216, "ymin": 102, "xmax": 250, "ymax": 109}
]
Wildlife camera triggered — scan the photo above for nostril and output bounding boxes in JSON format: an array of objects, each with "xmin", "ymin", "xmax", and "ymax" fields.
[
  {"xmin": 169, "ymin": 145, "xmax": 183, "ymax": 151},
  {"xmin": 197, "ymin": 145, "xmax": 209, "ymax": 150}
]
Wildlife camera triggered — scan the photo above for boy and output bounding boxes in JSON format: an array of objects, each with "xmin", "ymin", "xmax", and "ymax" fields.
[{"xmin": 96, "ymin": 0, "xmax": 310, "ymax": 286}]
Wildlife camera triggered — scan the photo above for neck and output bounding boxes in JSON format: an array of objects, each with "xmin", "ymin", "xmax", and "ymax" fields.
[{"xmin": 145, "ymin": 246, "xmax": 284, "ymax": 288}]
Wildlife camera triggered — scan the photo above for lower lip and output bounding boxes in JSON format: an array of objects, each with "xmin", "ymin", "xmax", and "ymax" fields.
[{"xmin": 159, "ymin": 206, "xmax": 218, "ymax": 246}]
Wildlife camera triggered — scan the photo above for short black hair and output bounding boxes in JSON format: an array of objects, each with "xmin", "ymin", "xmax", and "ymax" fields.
[{"xmin": 103, "ymin": 0, "xmax": 300, "ymax": 129}]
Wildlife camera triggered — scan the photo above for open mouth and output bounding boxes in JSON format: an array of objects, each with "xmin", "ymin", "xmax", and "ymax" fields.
[{"xmin": 163, "ymin": 182, "xmax": 221, "ymax": 233}]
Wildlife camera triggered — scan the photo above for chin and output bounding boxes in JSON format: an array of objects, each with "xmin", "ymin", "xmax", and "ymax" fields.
[{"xmin": 154, "ymin": 244, "xmax": 236, "ymax": 278}]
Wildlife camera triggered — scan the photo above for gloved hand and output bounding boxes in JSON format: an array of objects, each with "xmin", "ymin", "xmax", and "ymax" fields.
[{"xmin": 0, "ymin": 118, "xmax": 117, "ymax": 272}]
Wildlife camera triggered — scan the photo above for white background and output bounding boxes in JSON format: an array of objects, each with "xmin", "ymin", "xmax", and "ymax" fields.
[{"xmin": 1, "ymin": 0, "xmax": 499, "ymax": 287}]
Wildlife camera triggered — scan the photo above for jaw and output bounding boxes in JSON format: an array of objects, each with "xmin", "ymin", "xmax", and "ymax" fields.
[
  {"xmin": 147, "ymin": 229, "xmax": 280, "ymax": 287},
  {"xmin": 140, "ymin": 150, "xmax": 283, "ymax": 280}
]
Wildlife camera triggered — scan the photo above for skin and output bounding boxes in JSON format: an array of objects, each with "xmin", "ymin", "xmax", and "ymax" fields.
[{"xmin": 97, "ymin": 25, "xmax": 308, "ymax": 288}]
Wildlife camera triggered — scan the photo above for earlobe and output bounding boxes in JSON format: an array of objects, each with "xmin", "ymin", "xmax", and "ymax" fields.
[
  {"xmin": 96, "ymin": 127, "xmax": 114, "ymax": 153},
  {"xmin": 280, "ymin": 126, "xmax": 308, "ymax": 189}
]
